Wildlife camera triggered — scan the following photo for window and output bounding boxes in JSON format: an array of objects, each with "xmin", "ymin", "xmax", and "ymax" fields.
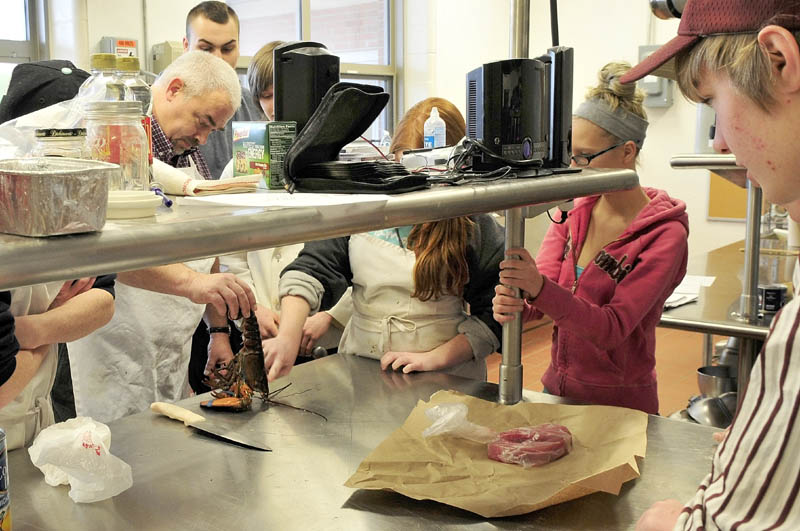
[
  {"xmin": 229, "ymin": 0, "xmax": 397, "ymax": 141},
  {"xmin": 309, "ymin": 0, "xmax": 389, "ymax": 65},
  {"xmin": 231, "ymin": 0, "xmax": 300, "ymax": 57},
  {"xmin": 0, "ymin": 0, "xmax": 47, "ymax": 97}
]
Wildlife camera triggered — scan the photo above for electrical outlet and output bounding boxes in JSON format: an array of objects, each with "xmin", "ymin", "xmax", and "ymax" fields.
[{"xmin": 638, "ymin": 44, "xmax": 673, "ymax": 108}]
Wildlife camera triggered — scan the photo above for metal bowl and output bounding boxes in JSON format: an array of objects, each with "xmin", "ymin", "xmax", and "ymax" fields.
[
  {"xmin": 687, "ymin": 395, "xmax": 734, "ymax": 428},
  {"xmin": 697, "ymin": 365, "xmax": 735, "ymax": 397}
]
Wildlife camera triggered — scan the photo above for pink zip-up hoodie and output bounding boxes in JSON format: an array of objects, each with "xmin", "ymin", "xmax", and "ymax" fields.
[{"xmin": 524, "ymin": 187, "xmax": 689, "ymax": 414}]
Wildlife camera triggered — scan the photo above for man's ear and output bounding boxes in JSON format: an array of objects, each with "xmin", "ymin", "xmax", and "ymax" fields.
[
  {"xmin": 182, "ymin": 36, "xmax": 189, "ymax": 53},
  {"xmin": 165, "ymin": 78, "xmax": 184, "ymax": 102},
  {"xmin": 758, "ymin": 25, "xmax": 800, "ymax": 93}
]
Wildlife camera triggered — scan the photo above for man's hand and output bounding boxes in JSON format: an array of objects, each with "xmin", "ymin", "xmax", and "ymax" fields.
[
  {"xmin": 492, "ymin": 284, "xmax": 526, "ymax": 324},
  {"xmin": 498, "ymin": 247, "xmax": 544, "ymax": 301},
  {"xmin": 300, "ymin": 312, "xmax": 333, "ymax": 356},
  {"xmin": 185, "ymin": 273, "xmax": 256, "ymax": 319},
  {"xmin": 262, "ymin": 334, "xmax": 301, "ymax": 382},
  {"xmin": 49, "ymin": 278, "xmax": 96, "ymax": 310},
  {"xmin": 254, "ymin": 305, "xmax": 279, "ymax": 339},
  {"xmin": 205, "ymin": 333, "xmax": 234, "ymax": 378},
  {"xmin": 635, "ymin": 499, "xmax": 684, "ymax": 531}
]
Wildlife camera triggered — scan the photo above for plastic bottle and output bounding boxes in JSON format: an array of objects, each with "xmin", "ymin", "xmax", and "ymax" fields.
[
  {"xmin": 423, "ymin": 106, "xmax": 446, "ymax": 149},
  {"xmin": 115, "ymin": 57, "xmax": 153, "ymax": 186},
  {"xmin": 78, "ymin": 53, "xmax": 129, "ymax": 103},
  {"xmin": 116, "ymin": 56, "xmax": 151, "ymax": 112}
]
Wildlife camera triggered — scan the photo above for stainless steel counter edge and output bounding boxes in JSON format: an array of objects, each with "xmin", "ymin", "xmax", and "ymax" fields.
[{"xmin": 0, "ymin": 169, "xmax": 637, "ymax": 290}]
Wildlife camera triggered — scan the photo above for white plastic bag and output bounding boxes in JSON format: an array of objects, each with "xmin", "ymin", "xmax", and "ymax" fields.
[
  {"xmin": 422, "ymin": 403, "xmax": 496, "ymax": 444},
  {"xmin": 27, "ymin": 416, "xmax": 133, "ymax": 503}
]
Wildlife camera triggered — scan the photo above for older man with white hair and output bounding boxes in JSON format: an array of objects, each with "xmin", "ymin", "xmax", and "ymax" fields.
[{"xmin": 67, "ymin": 51, "xmax": 256, "ymax": 423}]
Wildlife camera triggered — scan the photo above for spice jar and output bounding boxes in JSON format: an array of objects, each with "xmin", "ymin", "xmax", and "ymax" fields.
[
  {"xmin": 85, "ymin": 101, "xmax": 149, "ymax": 191},
  {"xmin": 31, "ymin": 128, "xmax": 88, "ymax": 158}
]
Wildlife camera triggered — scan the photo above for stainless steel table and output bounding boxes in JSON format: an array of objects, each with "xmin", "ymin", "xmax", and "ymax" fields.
[
  {"xmin": 660, "ymin": 240, "xmax": 795, "ymax": 340},
  {"xmin": 9, "ymin": 354, "xmax": 718, "ymax": 530}
]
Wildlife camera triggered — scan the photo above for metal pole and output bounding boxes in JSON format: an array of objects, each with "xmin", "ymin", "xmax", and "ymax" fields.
[
  {"xmin": 498, "ymin": 0, "xmax": 531, "ymax": 405},
  {"xmin": 499, "ymin": 207, "xmax": 525, "ymax": 405},
  {"xmin": 735, "ymin": 182, "xmax": 762, "ymax": 397},
  {"xmin": 738, "ymin": 182, "xmax": 762, "ymax": 321},
  {"xmin": 510, "ymin": 0, "xmax": 530, "ymax": 59},
  {"xmin": 702, "ymin": 333, "xmax": 714, "ymax": 366}
]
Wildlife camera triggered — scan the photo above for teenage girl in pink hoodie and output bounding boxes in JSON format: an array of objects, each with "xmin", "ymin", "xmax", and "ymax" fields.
[{"xmin": 492, "ymin": 62, "xmax": 689, "ymax": 414}]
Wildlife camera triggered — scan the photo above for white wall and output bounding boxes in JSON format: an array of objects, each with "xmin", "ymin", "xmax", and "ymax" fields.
[
  {"xmin": 49, "ymin": 0, "xmax": 193, "ymax": 72},
  {"xmin": 403, "ymin": 0, "xmax": 745, "ymax": 256}
]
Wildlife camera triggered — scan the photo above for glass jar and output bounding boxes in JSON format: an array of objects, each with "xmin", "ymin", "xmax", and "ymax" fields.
[
  {"xmin": 31, "ymin": 128, "xmax": 88, "ymax": 158},
  {"xmin": 85, "ymin": 101, "xmax": 149, "ymax": 191}
]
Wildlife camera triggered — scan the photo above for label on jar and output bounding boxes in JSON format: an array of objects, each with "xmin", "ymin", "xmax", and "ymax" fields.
[
  {"xmin": 758, "ymin": 284, "xmax": 788, "ymax": 313},
  {"xmin": 35, "ymin": 128, "xmax": 86, "ymax": 138},
  {"xmin": 89, "ymin": 125, "xmax": 123, "ymax": 164},
  {"xmin": 141, "ymin": 116, "xmax": 153, "ymax": 166},
  {"xmin": 0, "ymin": 428, "xmax": 10, "ymax": 531}
]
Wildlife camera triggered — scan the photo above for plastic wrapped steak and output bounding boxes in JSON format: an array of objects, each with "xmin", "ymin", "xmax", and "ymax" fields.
[{"xmin": 487, "ymin": 423, "xmax": 573, "ymax": 467}]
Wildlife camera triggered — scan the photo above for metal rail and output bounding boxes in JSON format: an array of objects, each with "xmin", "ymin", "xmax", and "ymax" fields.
[{"xmin": 0, "ymin": 169, "xmax": 637, "ymax": 291}]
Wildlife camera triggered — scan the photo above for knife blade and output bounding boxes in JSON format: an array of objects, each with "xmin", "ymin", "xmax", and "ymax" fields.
[{"xmin": 150, "ymin": 402, "xmax": 271, "ymax": 451}]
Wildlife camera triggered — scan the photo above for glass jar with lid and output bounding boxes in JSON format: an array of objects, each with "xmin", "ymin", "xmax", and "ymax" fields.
[
  {"xmin": 85, "ymin": 101, "xmax": 149, "ymax": 191},
  {"xmin": 31, "ymin": 128, "xmax": 88, "ymax": 158}
]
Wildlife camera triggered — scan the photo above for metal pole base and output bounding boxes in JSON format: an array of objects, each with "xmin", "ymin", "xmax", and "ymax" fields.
[{"xmin": 499, "ymin": 364, "xmax": 523, "ymax": 405}]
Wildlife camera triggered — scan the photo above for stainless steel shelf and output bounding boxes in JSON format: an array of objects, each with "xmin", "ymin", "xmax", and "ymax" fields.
[
  {"xmin": 0, "ymin": 168, "xmax": 637, "ymax": 290},
  {"xmin": 670, "ymin": 153, "xmax": 747, "ymax": 188},
  {"xmin": 669, "ymin": 153, "xmax": 761, "ymax": 393}
]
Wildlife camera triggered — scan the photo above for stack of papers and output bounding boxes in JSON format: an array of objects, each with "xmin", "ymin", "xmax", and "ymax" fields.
[{"xmin": 664, "ymin": 275, "xmax": 715, "ymax": 309}]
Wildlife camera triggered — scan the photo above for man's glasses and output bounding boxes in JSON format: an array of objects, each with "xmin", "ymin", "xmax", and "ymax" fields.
[{"xmin": 570, "ymin": 141, "xmax": 626, "ymax": 167}]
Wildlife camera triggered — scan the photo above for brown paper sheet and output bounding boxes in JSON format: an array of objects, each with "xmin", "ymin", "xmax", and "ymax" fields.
[{"xmin": 345, "ymin": 390, "xmax": 648, "ymax": 517}]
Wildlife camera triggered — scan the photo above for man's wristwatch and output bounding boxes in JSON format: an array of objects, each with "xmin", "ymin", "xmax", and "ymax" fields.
[{"xmin": 208, "ymin": 326, "xmax": 231, "ymax": 335}]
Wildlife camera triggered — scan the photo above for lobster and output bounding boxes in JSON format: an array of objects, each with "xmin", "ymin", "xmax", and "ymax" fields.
[{"xmin": 202, "ymin": 315, "xmax": 269, "ymax": 411}]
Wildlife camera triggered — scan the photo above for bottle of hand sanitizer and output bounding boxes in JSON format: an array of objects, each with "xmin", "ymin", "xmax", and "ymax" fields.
[{"xmin": 423, "ymin": 107, "xmax": 446, "ymax": 149}]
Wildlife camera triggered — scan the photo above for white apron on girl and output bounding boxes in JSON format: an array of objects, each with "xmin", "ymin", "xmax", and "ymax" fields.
[
  {"xmin": 0, "ymin": 282, "xmax": 62, "ymax": 450},
  {"xmin": 339, "ymin": 232, "xmax": 486, "ymax": 380}
]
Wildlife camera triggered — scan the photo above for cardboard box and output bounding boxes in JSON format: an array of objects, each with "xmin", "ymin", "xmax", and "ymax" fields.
[{"xmin": 232, "ymin": 121, "xmax": 296, "ymax": 189}]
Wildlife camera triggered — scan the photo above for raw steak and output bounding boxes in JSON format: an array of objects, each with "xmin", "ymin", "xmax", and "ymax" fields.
[{"xmin": 487, "ymin": 423, "xmax": 573, "ymax": 467}]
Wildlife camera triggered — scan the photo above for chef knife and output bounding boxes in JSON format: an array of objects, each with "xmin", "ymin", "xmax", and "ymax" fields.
[{"xmin": 150, "ymin": 402, "xmax": 271, "ymax": 451}]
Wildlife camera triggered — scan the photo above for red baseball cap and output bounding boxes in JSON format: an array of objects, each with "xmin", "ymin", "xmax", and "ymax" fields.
[{"xmin": 621, "ymin": 0, "xmax": 800, "ymax": 84}]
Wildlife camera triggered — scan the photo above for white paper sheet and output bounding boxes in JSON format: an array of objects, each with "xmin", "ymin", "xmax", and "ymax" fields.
[
  {"xmin": 175, "ymin": 191, "xmax": 392, "ymax": 208},
  {"xmin": 664, "ymin": 275, "xmax": 716, "ymax": 309}
]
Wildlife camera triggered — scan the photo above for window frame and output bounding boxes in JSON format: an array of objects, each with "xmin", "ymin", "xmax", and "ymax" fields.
[
  {"xmin": 0, "ymin": 0, "xmax": 48, "ymax": 63},
  {"xmin": 237, "ymin": 0, "xmax": 400, "ymax": 137}
]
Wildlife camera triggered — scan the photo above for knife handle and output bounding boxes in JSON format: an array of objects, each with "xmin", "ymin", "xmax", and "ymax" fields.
[{"xmin": 151, "ymin": 402, "xmax": 206, "ymax": 426}]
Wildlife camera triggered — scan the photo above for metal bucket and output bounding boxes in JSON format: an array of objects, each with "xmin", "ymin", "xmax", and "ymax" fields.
[{"xmin": 697, "ymin": 365, "xmax": 735, "ymax": 397}]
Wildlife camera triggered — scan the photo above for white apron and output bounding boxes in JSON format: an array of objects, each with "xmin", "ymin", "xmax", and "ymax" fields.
[
  {"xmin": 68, "ymin": 258, "xmax": 214, "ymax": 423},
  {"xmin": 339, "ymin": 232, "xmax": 486, "ymax": 380},
  {"xmin": 0, "ymin": 282, "xmax": 61, "ymax": 450}
]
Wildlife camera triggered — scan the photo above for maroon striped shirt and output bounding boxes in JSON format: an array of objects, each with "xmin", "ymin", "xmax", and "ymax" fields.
[{"xmin": 675, "ymin": 292, "xmax": 800, "ymax": 530}]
